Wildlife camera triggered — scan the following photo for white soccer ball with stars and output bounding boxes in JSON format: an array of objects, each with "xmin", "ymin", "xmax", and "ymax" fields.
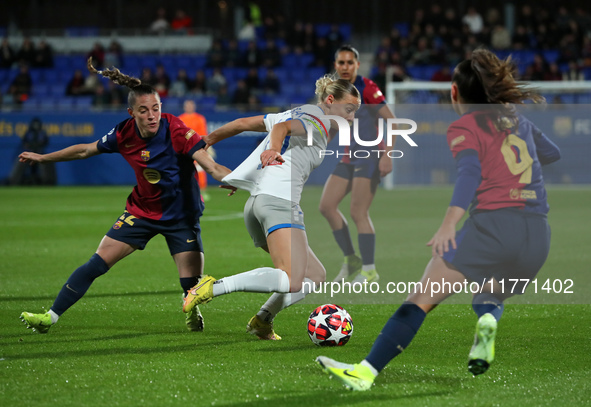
[{"xmin": 307, "ymin": 304, "xmax": 353, "ymax": 346}]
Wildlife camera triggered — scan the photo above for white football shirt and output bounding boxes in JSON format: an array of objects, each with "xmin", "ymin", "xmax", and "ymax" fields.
[{"xmin": 222, "ymin": 104, "xmax": 331, "ymax": 203}]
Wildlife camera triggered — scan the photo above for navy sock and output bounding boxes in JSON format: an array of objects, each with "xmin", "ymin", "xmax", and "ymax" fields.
[
  {"xmin": 51, "ymin": 253, "xmax": 109, "ymax": 316},
  {"xmin": 472, "ymin": 293, "xmax": 504, "ymax": 321},
  {"xmin": 365, "ymin": 302, "xmax": 426, "ymax": 372},
  {"xmin": 332, "ymin": 225, "xmax": 355, "ymax": 257},
  {"xmin": 358, "ymin": 233, "xmax": 375, "ymax": 265},
  {"xmin": 180, "ymin": 277, "xmax": 199, "ymax": 297}
]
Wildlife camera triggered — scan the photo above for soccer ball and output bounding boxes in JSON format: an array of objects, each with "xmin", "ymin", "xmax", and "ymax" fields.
[{"xmin": 307, "ymin": 304, "xmax": 353, "ymax": 346}]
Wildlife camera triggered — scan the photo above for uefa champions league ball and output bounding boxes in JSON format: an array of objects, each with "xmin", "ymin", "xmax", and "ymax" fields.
[{"xmin": 307, "ymin": 304, "xmax": 353, "ymax": 346}]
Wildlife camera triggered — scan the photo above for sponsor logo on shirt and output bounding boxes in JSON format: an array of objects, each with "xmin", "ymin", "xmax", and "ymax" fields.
[{"xmin": 143, "ymin": 168, "xmax": 161, "ymax": 184}]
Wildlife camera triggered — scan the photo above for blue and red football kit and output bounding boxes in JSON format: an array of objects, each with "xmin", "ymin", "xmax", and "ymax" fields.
[
  {"xmin": 443, "ymin": 109, "xmax": 561, "ymax": 287},
  {"xmin": 97, "ymin": 113, "xmax": 206, "ymax": 254},
  {"xmin": 341, "ymin": 76, "xmax": 386, "ymax": 165},
  {"xmin": 97, "ymin": 113, "xmax": 206, "ymax": 222},
  {"xmin": 334, "ymin": 76, "xmax": 387, "ymax": 182}
]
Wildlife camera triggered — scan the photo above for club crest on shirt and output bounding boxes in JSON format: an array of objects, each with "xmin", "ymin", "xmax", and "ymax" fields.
[
  {"xmin": 141, "ymin": 150, "xmax": 150, "ymax": 161},
  {"xmin": 113, "ymin": 220, "xmax": 124, "ymax": 229}
]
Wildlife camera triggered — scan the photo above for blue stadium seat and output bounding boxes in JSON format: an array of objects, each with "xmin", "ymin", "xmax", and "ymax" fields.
[
  {"xmin": 76, "ymin": 96, "xmax": 93, "ymax": 109},
  {"xmin": 56, "ymin": 97, "xmax": 76, "ymax": 110},
  {"xmin": 194, "ymin": 55, "xmax": 207, "ymax": 69},
  {"xmin": 34, "ymin": 84, "xmax": 50, "ymax": 97},
  {"xmin": 307, "ymin": 67, "xmax": 326, "ymax": 81},
  {"xmin": 198, "ymin": 96, "xmax": 217, "ymax": 109},
  {"xmin": 315, "ymin": 24, "xmax": 331, "ymax": 38},
  {"xmin": 543, "ymin": 50, "xmax": 560, "ymax": 63},
  {"xmin": 340, "ymin": 24, "xmax": 352, "ymax": 41},
  {"xmin": 54, "ymin": 55, "xmax": 71, "ymax": 70},
  {"xmin": 28, "ymin": 69, "xmax": 43, "ymax": 83},
  {"xmin": 49, "ymin": 84, "xmax": 66, "ymax": 96},
  {"xmin": 290, "ymin": 69, "xmax": 306, "ymax": 82},
  {"xmin": 43, "ymin": 70, "xmax": 59, "ymax": 83},
  {"xmin": 299, "ymin": 53, "xmax": 314, "ymax": 67},
  {"xmin": 393, "ymin": 22, "xmax": 410, "ymax": 37}
]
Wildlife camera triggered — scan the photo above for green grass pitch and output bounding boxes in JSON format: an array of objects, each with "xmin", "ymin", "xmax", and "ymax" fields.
[{"xmin": 1, "ymin": 185, "xmax": 589, "ymax": 406}]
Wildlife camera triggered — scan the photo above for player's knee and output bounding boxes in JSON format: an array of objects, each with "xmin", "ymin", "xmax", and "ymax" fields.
[
  {"xmin": 318, "ymin": 201, "xmax": 334, "ymax": 218},
  {"xmin": 349, "ymin": 207, "xmax": 369, "ymax": 224}
]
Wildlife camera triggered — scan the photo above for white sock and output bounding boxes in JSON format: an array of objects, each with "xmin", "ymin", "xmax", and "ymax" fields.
[
  {"xmin": 362, "ymin": 264, "xmax": 375, "ymax": 272},
  {"xmin": 360, "ymin": 359, "xmax": 379, "ymax": 377},
  {"xmin": 257, "ymin": 278, "xmax": 315, "ymax": 322},
  {"xmin": 48, "ymin": 309, "xmax": 60, "ymax": 324},
  {"xmin": 212, "ymin": 267, "xmax": 290, "ymax": 297}
]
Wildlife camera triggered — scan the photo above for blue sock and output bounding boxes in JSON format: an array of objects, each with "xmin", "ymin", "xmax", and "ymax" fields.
[
  {"xmin": 358, "ymin": 233, "xmax": 375, "ymax": 265},
  {"xmin": 472, "ymin": 293, "xmax": 504, "ymax": 321},
  {"xmin": 180, "ymin": 277, "xmax": 199, "ymax": 297},
  {"xmin": 51, "ymin": 253, "xmax": 109, "ymax": 316},
  {"xmin": 365, "ymin": 302, "xmax": 426, "ymax": 372},
  {"xmin": 333, "ymin": 225, "xmax": 355, "ymax": 257}
]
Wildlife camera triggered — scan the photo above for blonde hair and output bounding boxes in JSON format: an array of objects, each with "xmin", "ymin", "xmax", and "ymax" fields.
[
  {"xmin": 87, "ymin": 57, "xmax": 157, "ymax": 108},
  {"xmin": 315, "ymin": 74, "xmax": 360, "ymax": 104}
]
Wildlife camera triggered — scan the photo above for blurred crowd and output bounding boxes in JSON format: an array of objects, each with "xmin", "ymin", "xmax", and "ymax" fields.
[
  {"xmin": 371, "ymin": 4, "xmax": 591, "ymax": 89},
  {"xmin": 2, "ymin": 3, "xmax": 591, "ymax": 109}
]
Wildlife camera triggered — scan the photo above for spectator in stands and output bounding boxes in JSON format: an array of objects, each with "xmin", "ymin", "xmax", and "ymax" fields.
[
  {"xmin": 544, "ymin": 63, "xmax": 562, "ymax": 81},
  {"xmin": 82, "ymin": 71, "xmax": 101, "ymax": 95},
  {"xmin": 534, "ymin": 24, "xmax": 551, "ymax": 49},
  {"xmin": 375, "ymin": 36, "xmax": 395, "ymax": 66},
  {"xmin": 408, "ymin": 37, "xmax": 432, "ymax": 66},
  {"xmin": 563, "ymin": 61, "xmax": 584, "ymax": 81},
  {"xmin": 311, "ymin": 37, "xmax": 333, "ymax": 71},
  {"xmin": 529, "ymin": 54, "xmax": 549, "ymax": 81},
  {"xmin": 462, "ymin": 7, "xmax": 484, "ymax": 34},
  {"xmin": 0, "ymin": 38, "xmax": 15, "ymax": 68},
  {"xmin": 512, "ymin": 25, "xmax": 531, "ymax": 49},
  {"xmin": 237, "ymin": 19, "xmax": 256, "ymax": 41},
  {"xmin": 262, "ymin": 16, "xmax": 279, "ymax": 40},
  {"xmin": 190, "ymin": 69, "xmax": 207, "ymax": 95},
  {"xmin": 9, "ymin": 63, "xmax": 32, "ymax": 104},
  {"xmin": 104, "ymin": 40, "xmax": 123, "ymax": 68},
  {"xmin": 302, "ymin": 23, "xmax": 317, "ymax": 53},
  {"xmin": 243, "ymin": 40, "xmax": 262, "ymax": 68},
  {"xmin": 66, "ymin": 69, "xmax": 87, "ymax": 96},
  {"xmin": 34, "ymin": 40, "xmax": 53, "ymax": 68},
  {"xmin": 140, "ymin": 67, "xmax": 156, "ymax": 86},
  {"xmin": 490, "ymin": 25, "xmax": 511, "ymax": 50},
  {"xmin": 9, "ymin": 117, "xmax": 53, "ymax": 186},
  {"xmin": 87, "ymin": 42, "xmax": 105, "ymax": 69},
  {"xmin": 169, "ymin": 68, "xmax": 191, "ymax": 97},
  {"xmin": 446, "ymin": 37, "xmax": 465, "ymax": 66},
  {"xmin": 261, "ymin": 39, "xmax": 282, "ymax": 68},
  {"xmin": 232, "ymin": 79, "xmax": 250, "ymax": 105},
  {"xmin": 326, "ymin": 24, "xmax": 344, "ymax": 52},
  {"xmin": 171, "ymin": 9, "xmax": 193, "ymax": 34},
  {"xmin": 431, "ymin": 65, "xmax": 452, "ymax": 82},
  {"xmin": 206, "ymin": 39, "xmax": 225, "ymax": 68},
  {"xmin": 557, "ymin": 34, "xmax": 580, "ymax": 64},
  {"xmin": 16, "ymin": 37, "xmax": 36, "ymax": 66},
  {"xmin": 261, "ymin": 69, "xmax": 280, "ymax": 94},
  {"xmin": 216, "ymin": 85, "xmax": 231, "ymax": 106},
  {"xmin": 244, "ymin": 67, "xmax": 260, "ymax": 93},
  {"xmin": 226, "ymin": 39, "xmax": 242, "ymax": 67},
  {"xmin": 91, "ymin": 83, "xmax": 111, "ymax": 107},
  {"xmin": 246, "ymin": 94, "xmax": 261, "ymax": 111},
  {"xmin": 427, "ymin": 4, "xmax": 445, "ymax": 31},
  {"xmin": 150, "ymin": 7, "xmax": 170, "ymax": 35},
  {"xmin": 206, "ymin": 68, "xmax": 227, "ymax": 95},
  {"xmin": 442, "ymin": 8, "xmax": 461, "ymax": 37},
  {"xmin": 154, "ymin": 64, "xmax": 171, "ymax": 97}
]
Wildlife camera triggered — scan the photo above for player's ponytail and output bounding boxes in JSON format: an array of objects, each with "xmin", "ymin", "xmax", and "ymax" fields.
[
  {"xmin": 453, "ymin": 49, "xmax": 544, "ymax": 120},
  {"xmin": 87, "ymin": 57, "xmax": 157, "ymax": 108},
  {"xmin": 315, "ymin": 74, "xmax": 360, "ymax": 104}
]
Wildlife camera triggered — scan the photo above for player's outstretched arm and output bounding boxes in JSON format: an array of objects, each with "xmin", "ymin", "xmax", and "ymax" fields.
[
  {"xmin": 192, "ymin": 148, "xmax": 233, "ymax": 184},
  {"xmin": 19, "ymin": 141, "xmax": 101, "ymax": 164},
  {"xmin": 204, "ymin": 115, "xmax": 266, "ymax": 148}
]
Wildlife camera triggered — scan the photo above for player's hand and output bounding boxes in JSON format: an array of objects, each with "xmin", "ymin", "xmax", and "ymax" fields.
[
  {"xmin": 202, "ymin": 135, "xmax": 214, "ymax": 151},
  {"xmin": 378, "ymin": 153, "xmax": 393, "ymax": 177},
  {"xmin": 260, "ymin": 149, "xmax": 284, "ymax": 168},
  {"xmin": 219, "ymin": 185, "xmax": 237, "ymax": 196},
  {"xmin": 19, "ymin": 151, "xmax": 44, "ymax": 164},
  {"xmin": 427, "ymin": 224, "xmax": 457, "ymax": 258}
]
